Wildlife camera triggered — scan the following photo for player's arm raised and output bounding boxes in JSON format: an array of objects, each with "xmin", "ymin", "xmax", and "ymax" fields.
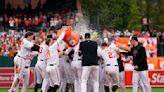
[
  {"xmin": 51, "ymin": 26, "xmax": 68, "ymax": 48},
  {"xmin": 56, "ymin": 26, "xmax": 68, "ymax": 43},
  {"xmin": 116, "ymin": 43, "xmax": 131, "ymax": 51}
]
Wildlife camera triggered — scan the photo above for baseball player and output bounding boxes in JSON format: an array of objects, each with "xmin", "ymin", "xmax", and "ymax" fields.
[
  {"xmin": 65, "ymin": 48, "xmax": 76, "ymax": 92},
  {"xmin": 117, "ymin": 54, "xmax": 127, "ymax": 92},
  {"xmin": 34, "ymin": 39, "xmax": 50, "ymax": 92},
  {"xmin": 79, "ymin": 33, "xmax": 100, "ymax": 92},
  {"xmin": 99, "ymin": 41, "xmax": 120, "ymax": 92},
  {"xmin": 8, "ymin": 32, "xmax": 40, "ymax": 92},
  {"xmin": 60, "ymin": 36, "xmax": 83, "ymax": 92},
  {"xmin": 59, "ymin": 52, "xmax": 69, "ymax": 92},
  {"xmin": 59, "ymin": 41, "xmax": 73, "ymax": 92},
  {"xmin": 121, "ymin": 52, "xmax": 146, "ymax": 92},
  {"xmin": 41, "ymin": 35, "xmax": 53, "ymax": 92},
  {"xmin": 59, "ymin": 49, "xmax": 68, "ymax": 92},
  {"xmin": 71, "ymin": 40, "xmax": 82, "ymax": 92},
  {"xmin": 46, "ymin": 27, "xmax": 67, "ymax": 92},
  {"xmin": 117, "ymin": 36, "xmax": 152, "ymax": 92}
]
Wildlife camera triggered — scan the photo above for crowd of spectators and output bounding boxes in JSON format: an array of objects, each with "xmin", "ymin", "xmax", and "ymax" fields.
[
  {"xmin": 0, "ymin": 12, "xmax": 164, "ymax": 57},
  {"xmin": 0, "ymin": 28, "xmax": 164, "ymax": 57},
  {"xmin": 0, "ymin": 29, "xmax": 56, "ymax": 56},
  {"xmin": 0, "ymin": 11, "xmax": 77, "ymax": 56},
  {"xmin": 0, "ymin": 11, "xmax": 76, "ymax": 32}
]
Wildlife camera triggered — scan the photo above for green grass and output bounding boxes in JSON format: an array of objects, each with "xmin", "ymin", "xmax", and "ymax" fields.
[
  {"xmin": 1, "ymin": 87, "xmax": 164, "ymax": 92},
  {"xmin": 117, "ymin": 87, "xmax": 164, "ymax": 92}
]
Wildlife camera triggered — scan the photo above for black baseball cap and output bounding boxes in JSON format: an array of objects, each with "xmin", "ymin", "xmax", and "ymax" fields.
[
  {"xmin": 47, "ymin": 35, "xmax": 53, "ymax": 38},
  {"xmin": 85, "ymin": 33, "xmax": 90, "ymax": 38},
  {"xmin": 130, "ymin": 36, "xmax": 138, "ymax": 42},
  {"xmin": 25, "ymin": 32, "xmax": 33, "ymax": 38}
]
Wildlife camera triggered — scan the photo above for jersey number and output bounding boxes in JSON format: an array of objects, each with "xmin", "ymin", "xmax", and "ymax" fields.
[{"xmin": 107, "ymin": 51, "xmax": 116, "ymax": 58}]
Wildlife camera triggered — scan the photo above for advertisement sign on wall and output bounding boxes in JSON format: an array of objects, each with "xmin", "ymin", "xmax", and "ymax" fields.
[
  {"xmin": 0, "ymin": 68, "xmax": 163, "ymax": 88},
  {"xmin": 0, "ymin": 68, "xmax": 35, "ymax": 88},
  {"xmin": 125, "ymin": 70, "xmax": 164, "ymax": 87}
]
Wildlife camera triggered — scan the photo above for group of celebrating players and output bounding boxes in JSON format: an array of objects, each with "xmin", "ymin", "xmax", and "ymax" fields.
[{"xmin": 8, "ymin": 26, "xmax": 152, "ymax": 92}]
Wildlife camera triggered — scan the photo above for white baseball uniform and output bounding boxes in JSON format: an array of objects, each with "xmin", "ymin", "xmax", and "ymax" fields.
[
  {"xmin": 132, "ymin": 70, "xmax": 151, "ymax": 92},
  {"xmin": 9, "ymin": 38, "xmax": 34, "ymax": 92},
  {"xmin": 35, "ymin": 42, "xmax": 49, "ymax": 92},
  {"xmin": 119, "ymin": 71, "xmax": 126, "ymax": 92},
  {"xmin": 99, "ymin": 62, "xmax": 105, "ymax": 92},
  {"xmin": 87, "ymin": 60, "xmax": 105, "ymax": 92},
  {"xmin": 71, "ymin": 42, "xmax": 82, "ymax": 92},
  {"xmin": 62, "ymin": 48, "xmax": 75, "ymax": 91},
  {"xmin": 59, "ymin": 41, "xmax": 71, "ymax": 92},
  {"xmin": 36, "ymin": 42, "xmax": 48, "ymax": 82},
  {"xmin": 46, "ymin": 30, "xmax": 66, "ymax": 87},
  {"xmin": 99, "ymin": 43, "xmax": 120, "ymax": 91},
  {"xmin": 121, "ymin": 56, "xmax": 146, "ymax": 92},
  {"xmin": 118, "ymin": 56, "xmax": 131, "ymax": 92},
  {"xmin": 59, "ymin": 55, "xmax": 69, "ymax": 92}
]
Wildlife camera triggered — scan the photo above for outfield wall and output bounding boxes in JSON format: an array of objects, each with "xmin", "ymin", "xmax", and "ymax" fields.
[
  {"xmin": 0, "ymin": 68, "xmax": 163, "ymax": 88},
  {"xmin": 0, "ymin": 68, "xmax": 35, "ymax": 88},
  {"xmin": 0, "ymin": 56, "xmax": 37, "ymax": 67},
  {"xmin": 125, "ymin": 70, "xmax": 164, "ymax": 87}
]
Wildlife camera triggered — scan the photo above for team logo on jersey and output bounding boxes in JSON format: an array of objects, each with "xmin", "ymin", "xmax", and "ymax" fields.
[{"xmin": 133, "ymin": 49, "xmax": 138, "ymax": 55}]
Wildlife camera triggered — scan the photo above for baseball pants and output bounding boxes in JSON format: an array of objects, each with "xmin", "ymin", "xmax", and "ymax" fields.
[
  {"xmin": 59, "ymin": 56, "xmax": 75, "ymax": 92},
  {"xmin": 132, "ymin": 70, "xmax": 152, "ymax": 92},
  {"xmin": 119, "ymin": 71, "xmax": 126, "ymax": 92},
  {"xmin": 104, "ymin": 66, "xmax": 119, "ymax": 92},
  {"xmin": 35, "ymin": 60, "xmax": 46, "ymax": 84},
  {"xmin": 46, "ymin": 63, "xmax": 60, "ymax": 87},
  {"xmin": 9, "ymin": 56, "xmax": 30, "ymax": 92},
  {"xmin": 71, "ymin": 60, "xmax": 82, "ymax": 92},
  {"xmin": 59, "ymin": 57, "xmax": 68, "ymax": 92},
  {"xmin": 81, "ymin": 65, "xmax": 99, "ymax": 92},
  {"xmin": 41, "ymin": 75, "xmax": 49, "ymax": 92}
]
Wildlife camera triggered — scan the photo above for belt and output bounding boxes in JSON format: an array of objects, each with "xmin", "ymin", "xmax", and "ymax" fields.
[
  {"xmin": 78, "ymin": 59, "xmax": 82, "ymax": 60},
  {"xmin": 17, "ymin": 55, "xmax": 27, "ymax": 60},
  {"xmin": 40, "ymin": 59, "xmax": 45, "ymax": 61},
  {"xmin": 106, "ymin": 64, "xmax": 118, "ymax": 67},
  {"xmin": 50, "ymin": 64, "xmax": 54, "ymax": 66},
  {"xmin": 25, "ymin": 66, "xmax": 29, "ymax": 68}
]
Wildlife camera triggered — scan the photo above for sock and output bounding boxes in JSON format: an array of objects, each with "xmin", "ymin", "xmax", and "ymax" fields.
[
  {"xmin": 112, "ymin": 85, "xmax": 118, "ymax": 92},
  {"xmin": 47, "ymin": 86, "xmax": 53, "ymax": 92},
  {"xmin": 52, "ymin": 85, "xmax": 59, "ymax": 92},
  {"xmin": 104, "ymin": 85, "xmax": 110, "ymax": 92},
  {"xmin": 66, "ymin": 83, "xmax": 69, "ymax": 92},
  {"xmin": 34, "ymin": 83, "xmax": 40, "ymax": 92}
]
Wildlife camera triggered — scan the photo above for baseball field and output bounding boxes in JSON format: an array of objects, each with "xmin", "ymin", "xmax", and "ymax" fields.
[{"xmin": 1, "ymin": 87, "xmax": 164, "ymax": 92}]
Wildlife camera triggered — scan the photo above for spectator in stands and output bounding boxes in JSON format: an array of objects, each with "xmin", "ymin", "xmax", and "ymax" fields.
[{"xmin": 9, "ymin": 17, "xmax": 14, "ymax": 30}]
